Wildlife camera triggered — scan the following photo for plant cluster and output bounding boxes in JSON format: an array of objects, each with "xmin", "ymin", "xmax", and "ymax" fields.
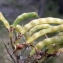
[{"xmin": 0, "ymin": 12, "xmax": 63, "ymax": 63}]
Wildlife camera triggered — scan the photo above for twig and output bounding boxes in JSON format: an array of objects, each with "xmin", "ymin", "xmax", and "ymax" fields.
[
  {"xmin": 6, "ymin": 57, "xmax": 14, "ymax": 63},
  {"xmin": 4, "ymin": 42, "xmax": 16, "ymax": 63},
  {"xmin": 10, "ymin": 37, "xmax": 14, "ymax": 49},
  {"xmin": 14, "ymin": 31, "xmax": 18, "ymax": 41},
  {"xmin": 20, "ymin": 48, "xmax": 26, "ymax": 56}
]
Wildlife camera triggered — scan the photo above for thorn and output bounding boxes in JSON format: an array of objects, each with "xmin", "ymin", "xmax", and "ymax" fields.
[{"xmin": 45, "ymin": 34, "xmax": 48, "ymax": 38}]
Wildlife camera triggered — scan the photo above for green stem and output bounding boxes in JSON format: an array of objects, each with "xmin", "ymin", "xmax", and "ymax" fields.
[
  {"xmin": 29, "ymin": 24, "xmax": 51, "ymax": 35},
  {"xmin": 30, "ymin": 36, "xmax": 63, "ymax": 56},
  {"xmin": 0, "ymin": 12, "xmax": 10, "ymax": 29},
  {"xmin": 26, "ymin": 25, "xmax": 63, "ymax": 44},
  {"xmin": 21, "ymin": 17, "xmax": 63, "ymax": 34},
  {"xmin": 15, "ymin": 25, "xmax": 31, "ymax": 40},
  {"xmin": 15, "ymin": 25, "xmax": 22, "ymax": 33},
  {"xmin": 12, "ymin": 12, "xmax": 39, "ymax": 27}
]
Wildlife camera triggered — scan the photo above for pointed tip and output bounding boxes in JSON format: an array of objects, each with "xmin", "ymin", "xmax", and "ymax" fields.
[
  {"xmin": 0, "ymin": 12, "xmax": 2, "ymax": 15},
  {"xmin": 0, "ymin": 12, "xmax": 3, "ymax": 19}
]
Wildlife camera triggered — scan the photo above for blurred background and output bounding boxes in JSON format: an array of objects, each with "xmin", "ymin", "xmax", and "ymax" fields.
[{"xmin": 0, "ymin": 0, "xmax": 63, "ymax": 63}]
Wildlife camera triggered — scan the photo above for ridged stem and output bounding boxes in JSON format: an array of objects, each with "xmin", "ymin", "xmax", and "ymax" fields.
[
  {"xmin": 26, "ymin": 25, "xmax": 63, "ymax": 44},
  {"xmin": 15, "ymin": 25, "xmax": 31, "ymax": 40},
  {"xmin": 29, "ymin": 24, "xmax": 52, "ymax": 35},
  {"xmin": 12, "ymin": 12, "xmax": 39, "ymax": 27},
  {"xmin": 15, "ymin": 25, "xmax": 22, "ymax": 33},
  {"xmin": 30, "ymin": 36, "xmax": 63, "ymax": 56},
  {"xmin": 21, "ymin": 17, "xmax": 63, "ymax": 34},
  {"xmin": 0, "ymin": 12, "xmax": 10, "ymax": 29}
]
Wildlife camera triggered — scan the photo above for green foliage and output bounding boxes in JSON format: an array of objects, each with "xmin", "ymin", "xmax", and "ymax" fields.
[{"xmin": 0, "ymin": 12, "xmax": 63, "ymax": 63}]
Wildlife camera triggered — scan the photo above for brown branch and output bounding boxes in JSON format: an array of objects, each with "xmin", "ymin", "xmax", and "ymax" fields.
[
  {"xmin": 6, "ymin": 57, "xmax": 13, "ymax": 63},
  {"xmin": 4, "ymin": 42, "xmax": 16, "ymax": 63}
]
